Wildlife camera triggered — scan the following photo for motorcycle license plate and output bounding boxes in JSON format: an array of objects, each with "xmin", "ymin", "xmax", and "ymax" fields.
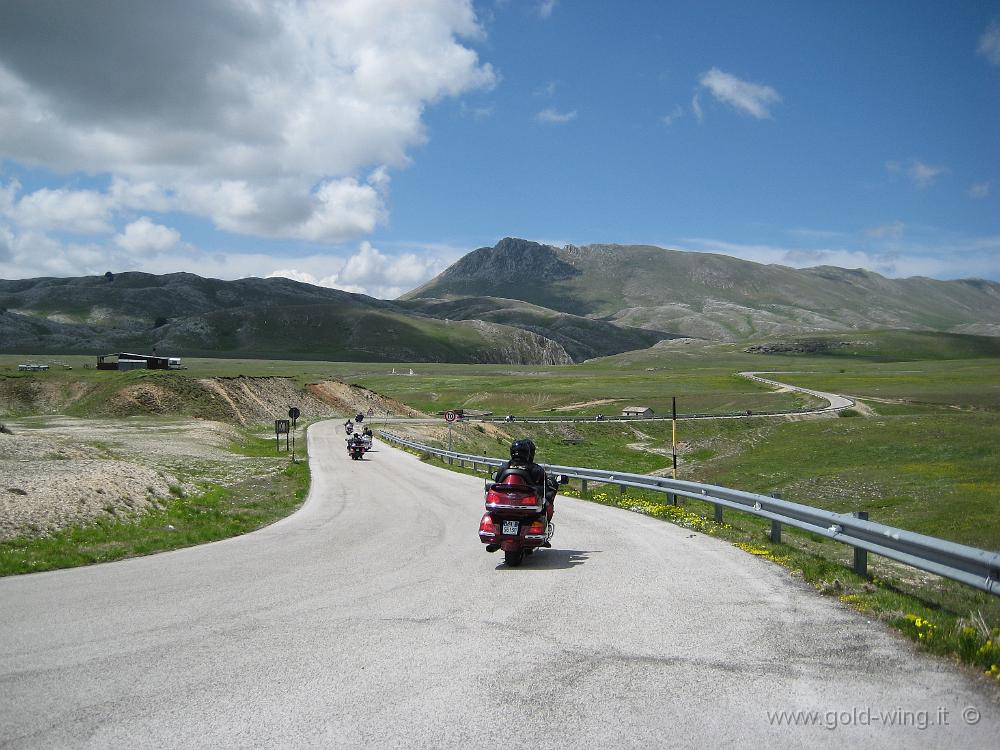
[{"xmin": 501, "ymin": 520, "xmax": 519, "ymax": 535}]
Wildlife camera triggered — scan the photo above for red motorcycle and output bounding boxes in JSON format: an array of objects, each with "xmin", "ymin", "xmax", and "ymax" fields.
[{"xmin": 478, "ymin": 469, "xmax": 567, "ymax": 567}]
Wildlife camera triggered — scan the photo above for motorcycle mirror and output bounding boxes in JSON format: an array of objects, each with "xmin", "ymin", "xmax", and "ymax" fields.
[{"xmin": 556, "ymin": 474, "xmax": 569, "ymax": 485}]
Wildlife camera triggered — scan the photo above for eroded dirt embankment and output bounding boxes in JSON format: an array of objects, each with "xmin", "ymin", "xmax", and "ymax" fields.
[
  {"xmin": 0, "ymin": 374, "xmax": 422, "ymax": 425},
  {"xmin": 0, "ymin": 375, "xmax": 424, "ymax": 540}
]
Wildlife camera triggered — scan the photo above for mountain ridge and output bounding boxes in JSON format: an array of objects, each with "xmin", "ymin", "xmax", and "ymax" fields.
[{"xmin": 403, "ymin": 238, "xmax": 1000, "ymax": 341}]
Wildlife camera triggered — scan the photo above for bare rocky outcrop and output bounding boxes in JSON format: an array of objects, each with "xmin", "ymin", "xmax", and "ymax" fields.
[{"xmin": 458, "ymin": 320, "xmax": 572, "ymax": 365}]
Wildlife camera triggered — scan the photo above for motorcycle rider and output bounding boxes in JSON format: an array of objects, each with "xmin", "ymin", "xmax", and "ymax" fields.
[
  {"xmin": 347, "ymin": 432, "xmax": 366, "ymax": 453},
  {"xmin": 493, "ymin": 438, "xmax": 557, "ymax": 524}
]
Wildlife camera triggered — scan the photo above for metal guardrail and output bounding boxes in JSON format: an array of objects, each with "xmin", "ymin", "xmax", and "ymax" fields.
[{"xmin": 378, "ymin": 431, "xmax": 1000, "ymax": 596}]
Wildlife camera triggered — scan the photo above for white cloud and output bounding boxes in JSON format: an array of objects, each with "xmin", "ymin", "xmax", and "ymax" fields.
[
  {"xmin": 698, "ymin": 68, "xmax": 781, "ymax": 119},
  {"xmin": 969, "ymin": 181, "xmax": 991, "ymax": 199},
  {"xmin": 865, "ymin": 221, "xmax": 905, "ymax": 240},
  {"xmin": 979, "ymin": 22, "xmax": 1000, "ymax": 65},
  {"xmin": 4, "ymin": 185, "xmax": 114, "ymax": 234},
  {"xmin": 691, "ymin": 93, "xmax": 703, "ymax": 122},
  {"xmin": 534, "ymin": 81, "xmax": 557, "ymax": 98},
  {"xmin": 885, "ymin": 159, "xmax": 947, "ymax": 189},
  {"xmin": 0, "ymin": 1, "xmax": 496, "ymax": 244},
  {"xmin": 0, "ymin": 223, "xmax": 13, "ymax": 262},
  {"xmin": 266, "ymin": 241, "xmax": 451, "ymax": 298},
  {"xmin": 660, "ymin": 105, "xmax": 684, "ymax": 126},
  {"xmin": 677, "ymin": 235, "xmax": 1000, "ymax": 281},
  {"xmin": 907, "ymin": 160, "xmax": 946, "ymax": 189},
  {"xmin": 114, "ymin": 218, "xmax": 181, "ymax": 255},
  {"xmin": 537, "ymin": 107, "xmax": 577, "ymax": 124},
  {"xmin": 538, "ymin": 1, "xmax": 558, "ymax": 19}
]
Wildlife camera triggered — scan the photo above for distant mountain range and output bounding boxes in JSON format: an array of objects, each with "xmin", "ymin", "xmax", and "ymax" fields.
[
  {"xmin": 0, "ymin": 272, "xmax": 572, "ymax": 364},
  {"xmin": 2, "ymin": 238, "xmax": 999, "ymax": 363},
  {"xmin": 403, "ymin": 237, "xmax": 1000, "ymax": 341}
]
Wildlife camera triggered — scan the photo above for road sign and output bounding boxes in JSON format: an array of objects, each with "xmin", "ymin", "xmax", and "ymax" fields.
[
  {"xmin": 275, "ymin": 419, "xmax": 290, "ymax": 435},
  {"xmin": 367, "ymin": 407, "xmax": 374, "ymax": 417},
  {"xmin": 445, "ymin": 410, "xmax": 457, "ymax": 423},
  {"xmin": 288, "ymin": 407, "xmax": 300, "ymax": 421}
]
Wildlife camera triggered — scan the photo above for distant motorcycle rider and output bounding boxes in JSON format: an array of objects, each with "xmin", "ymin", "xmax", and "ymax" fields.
[{"xmin": 493, "ymin": 438, "xmax": 557, "ymax": 523}]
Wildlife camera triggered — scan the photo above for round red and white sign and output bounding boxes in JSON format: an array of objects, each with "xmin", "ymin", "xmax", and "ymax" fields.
[{"xmin": 444, "ymin": 410, "xmax": 457, "ymax": 422}]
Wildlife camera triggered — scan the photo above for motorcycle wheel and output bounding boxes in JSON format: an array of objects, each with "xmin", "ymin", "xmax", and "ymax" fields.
[{"xmin": 504, "ymin": 549, "xmax": 524, "ymax": 567}]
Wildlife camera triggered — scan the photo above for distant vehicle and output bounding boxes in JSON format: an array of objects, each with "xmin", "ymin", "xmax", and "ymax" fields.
[
  {"xmin": 504, "ymin": 414, "xmax": 515, "ymax": 422},
  {"xmin": 167, "ymin": 357, "xmax": 185, "ymax": 370},
  {"xmin": 17, "ymin": 363, "xmax": 49, "ymax": 372},
  {"xmin": 595, "ymin": 414, "xmax": 605, "ymax": 421}
]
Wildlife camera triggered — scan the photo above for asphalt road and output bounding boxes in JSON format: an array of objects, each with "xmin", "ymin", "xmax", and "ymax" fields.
[{"xmin": 0, "ymin": 420, "xmax": 996, "ymax": 748}]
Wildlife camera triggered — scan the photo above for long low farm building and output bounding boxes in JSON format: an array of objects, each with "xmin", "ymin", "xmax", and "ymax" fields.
[{"xmin": 96, "ymin": 353, "xmax": 182, "ymax": 371}]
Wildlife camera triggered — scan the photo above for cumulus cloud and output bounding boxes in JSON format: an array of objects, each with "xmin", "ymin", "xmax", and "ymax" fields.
[
  {"xmin": 114, "ymin": 218, "xmax": 181, "ymax": 255},
  {"xmin": 4, "ymin": 185, "xmax": 114, "ymax": 234},
  {"xmin": 0, "ymin": 225, "xmax": 455, "ymax": 298},
  {"xmin": 0, "ymin": 0, "xmax": 495, "ymax": 244},
  {"xmin": 267, "ymin": 241, "xmax": 452, "ymax": 298},
  {"xmin": 979, "ymin": 22, "xmax": 1000, "ymax": 65},
  {"xmin": 537, "ymin": 107, "xmax": 577, "ymax": 124},
  {"xmin": 698, "ymin": 68, "xmax": 781, "ymax": 119},
  {"xmin": 0, "ymin": 224, "xmax": 13, "ymax": 262}
]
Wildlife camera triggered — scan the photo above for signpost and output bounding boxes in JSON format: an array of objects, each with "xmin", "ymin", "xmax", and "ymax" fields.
[
  {"xmin": 445, "ymin": 410, "xmax": 457, "ymax": 462},
  {"xmin": 288, "ymin": 407, "xmax": 300, "ymax": 461},
  {"xmin": 275, "ymin": 419, "xmax": 290, "ymax": 452},
  {"xmin": 670, "ymin": 396, "xmax": 678, "ymax": 504}
]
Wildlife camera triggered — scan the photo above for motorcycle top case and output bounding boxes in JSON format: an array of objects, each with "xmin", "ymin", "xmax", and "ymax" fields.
[{"xmin": 485, "ymin": 472, "xmax": 545, "ymax": 517}]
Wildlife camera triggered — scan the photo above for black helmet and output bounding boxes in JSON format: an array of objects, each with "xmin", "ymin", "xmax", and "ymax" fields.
[{"xmin": 510, "ymin": 438, "xmax": 536, "ymax": 464}]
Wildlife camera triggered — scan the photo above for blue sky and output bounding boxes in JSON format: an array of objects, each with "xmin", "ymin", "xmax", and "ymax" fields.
[{"xmin": 1, "ymin": 0, "xmax": 998, "ymax": 296}]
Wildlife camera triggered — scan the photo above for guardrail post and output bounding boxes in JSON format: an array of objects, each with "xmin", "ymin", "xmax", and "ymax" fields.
[
  {"xmin": 714, "ymin": 504, "xmax": 723, "ymax": 524},
  {"xmin": 668, "ymin": 492, "xmax": 677, "ymax": 506},
  {"xmin": 619, "ymin": 483, "xmax": 627, "ymax": 496},
  {"xmin": 852, "ymin": 511, "xmax": 868, "ymax": 577},
  {"xmin": 459, "ymin": 458, "xmax": 465, "ymax": 468},
  {"xmin": 581, "ymin": 479, "xmax": 588, "ymax": 498},
  {"xmin": 770, "ymin": 492, "xmax": 782, "ymax": 543}
]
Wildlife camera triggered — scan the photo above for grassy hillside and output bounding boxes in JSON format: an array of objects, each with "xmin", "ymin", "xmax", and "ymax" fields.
[
  {"xmin": 404, "ymin": 238, "xmax": 1000, "ymax": 341},
  {"xmin": 397, "ymin": 296, "xmax": 674, "ymax": 360},
  {"xmin": 0, "ymin": 272, "xmax": 573, "ymax": 364},
  {"xmin": 743, "ymin": 330, "xmax": 1000, "ymax": 361}
]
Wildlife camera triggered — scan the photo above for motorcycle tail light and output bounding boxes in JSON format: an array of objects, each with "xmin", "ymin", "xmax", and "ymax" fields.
[
  {"xmin": 479, "ymin": 513, "xmax": 496, "ymax": 535},
  {"xmin": 526, "ymin": 520, "xmax": 546, "ymax": 534}
]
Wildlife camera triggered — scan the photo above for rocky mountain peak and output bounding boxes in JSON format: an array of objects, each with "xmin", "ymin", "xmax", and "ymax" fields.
[{"xmin": 439, "ymin": 237, "xmax": 579, "ymax": 284}]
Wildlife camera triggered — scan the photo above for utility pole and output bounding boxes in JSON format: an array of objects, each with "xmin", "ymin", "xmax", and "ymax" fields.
[{"xmin": 671, "ymin": 396, "xmax": 678, "ymax": 479}]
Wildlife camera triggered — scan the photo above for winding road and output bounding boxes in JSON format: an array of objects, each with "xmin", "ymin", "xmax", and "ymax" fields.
[
  {"xmin": 375, "ymin": 370, "xmax": 855, "ymax": 426},
  {"xmin": 0, "ymin": 420, "xmax": 996, "ymax": 748}
]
